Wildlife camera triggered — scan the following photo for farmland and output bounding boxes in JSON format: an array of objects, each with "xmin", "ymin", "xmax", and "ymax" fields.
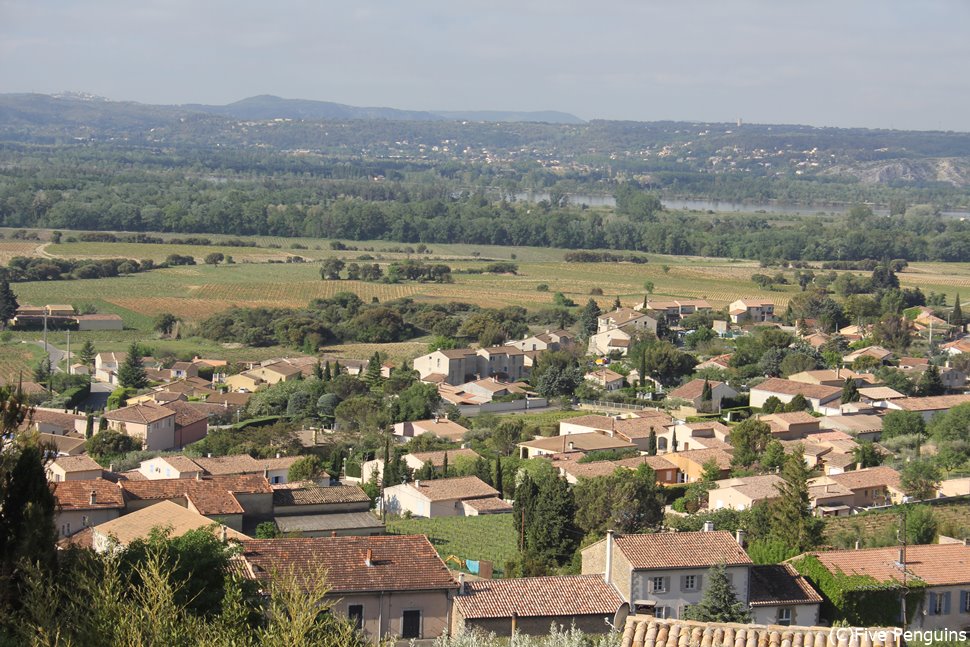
[
  {"xmin": 0, "ymin": 341, "xmax": 45, "ymax": 385},
  {"xmin": 6, "ymin": 228, "xmax": 970, "ymax": 363},
  {"xmin": 386, "ymin": 514, "xmax": 518, "ymax": 578},
  {"xmin": 823, "ymin": 498, "xmax": 970, "ymax": 547}
]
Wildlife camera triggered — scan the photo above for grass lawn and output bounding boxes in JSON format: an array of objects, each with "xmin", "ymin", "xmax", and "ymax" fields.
[{"xmin": 386, "ymin": 514, "xmax": 518, "ymax": 578}]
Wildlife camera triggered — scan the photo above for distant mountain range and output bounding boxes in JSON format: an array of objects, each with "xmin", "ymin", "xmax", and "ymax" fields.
[{"xmin": 0, "ymin": 92, "xmax": 584, "ymax": 125}]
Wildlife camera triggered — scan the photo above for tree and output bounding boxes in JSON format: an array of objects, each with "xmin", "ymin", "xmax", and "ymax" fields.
[
  {"xmin": 78, "ymin": 339, "xmax": 96, "ymax": 367},
  {"xmin": 647, "ymin": 428, "xmax": 657, "ymax": 456},
  {"xmin": 287, "ymin": 455, "xmax": 324, "ymax": 482},
  {"xmin": 853, "ymin": 441, "xmax": 884, "ymax": 468},
  {"xmin": 203, "ymin": 252, "xmax": 224, "ymax": 265},
  {"xmin": 573, "ymin": 464, "xmax": 664, "ymax": 535},
  {"xmin": 682, "ymin": 563, "xmax": 751, "ymax": 623},
  {"xmin": 320, "ymin": 258, "xmax": 345, "ymax": 280},
  {"xmin": 760, "ymin": 395, "xmax": 782, "ymax": 414},
  {"xmin": 700, "ymin": 379, "xmax": 712, "ymax": 403},
  {"xmin": 769, "ymin": 446, "xmax": 823, "ymax": 553},
  {"xmin": 841, "ymin": 377, "xmax": 860, "ymax": 404},
  {"xmin": 513, "ymin": 472, "xmax": 578, "ymax": 567},
  {"xmin": 117, "ymin": 342, "xmax": 147, "ymax": 389},
  {"xmin": 493, "ymin": 457, "xmax": 505, "ymax": 497},
  {"xmin": 0, "ymin": 280, "xmax": 18, "ymax": 329},
  {"xmin": 729, "ymin": 419, "xmax": 772, "ymax": 469},
  {"xmin": 953, "ymin": 293, "xmax": 965, "ymax": 332},
  {"xmin": 255, "ymin": 521, "xmax": 281, "ymax": 538},
  {"xmin": 761, "ymin": 440, "xmax": 786, "ymax": 472},
  {"xmin": 916, "ymin": 364, "xmax": 945, "ymax": 397},
  {"xmin": 153, "ymin": 313, "xmax": 179, "ymax": 336},
  {"xmin": 642, "ymin": 342, "xmax": 696, "ymax": 385},
  {"xmin": 900, "ymin": 460, "xmax": 942, "ymax": 501},
  {"xmin": 86, "ymin": 429, "xmax": 139, "ymax": 457},
  {"xmin": 785, "ymin": 393, "xmax": 810, "ymax": 412},
  {"xmin": 643, "ymin": 281, "xmax": 654, "ymax": 295},
  {"xmin": 363, "ymin": 352, "xmax": 383, "ymax": 388},
  {"xmin": 577, "ymin": 298, "xmax": 602, "ymax": 340},
  {"xmin": 882, "ymin": 409, "xmax": 926, "ymax": 440},
  {"xmin": 906, "ymin": 505, "xmax": 938, "ymax": 545}
]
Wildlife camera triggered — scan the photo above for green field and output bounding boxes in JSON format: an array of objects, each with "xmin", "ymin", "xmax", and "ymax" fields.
[
  {"xmin": 386, "ymin": 514, "xmax": 518, "ymax": 578},
  {"xmin": 823, "ymin": 498, "xmax": 970, "ymax": 547},
  {"xmin": 0, "ymin": 341, "xmax": 45, "ymax": 385},
  {"xmin": 6, "ymin": 230, "xmax": 970, "ymax": 362}
]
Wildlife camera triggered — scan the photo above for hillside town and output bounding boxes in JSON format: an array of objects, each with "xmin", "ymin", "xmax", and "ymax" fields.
[{"xmin": 2, "ymin": 259, "xmax": 970, "ymax": 646}]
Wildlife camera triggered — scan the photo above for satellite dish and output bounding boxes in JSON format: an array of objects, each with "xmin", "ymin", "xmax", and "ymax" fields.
[{"xmin": 612, "ymin": 602, "xmax": 631, "ymax": 629}]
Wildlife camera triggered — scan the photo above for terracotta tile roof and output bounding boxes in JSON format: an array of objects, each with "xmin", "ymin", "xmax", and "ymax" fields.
[
  {"xmin": 668, "ymin": 379, "xmax": 725, "ymax": 401},
  {"xmin": 407, "ymin": 476, "xmax": 499, "ymax": 502},
  {"xmin": 273, "ymin": 484, "xmax": 370, "ymax": 507},
  {"xmin": 93, "ymin": 500, "xmax": 249, "ymax": 546},
  {"xmin": 819, "ymin": 414, "xmax": 883, "ymax": 435},
  {"xmin": 455, "ymin": 575, "xmax": 623, "ymax": 620},
  {"xmin": 461, "ymin": 496, "xmax": 513, "ymax": 513},
  {"xmin": 560, "ymin": 455, "xmax": 678, "ymax": 480},
  {"xmin": 52, "ymin": 478, "xmax": 125, "ymax": 510},
  {"xmin": 158, "ymin": 456, "xmax": 203, "ymax": 473},
  {"xmin": 892, "ymin": 394, "xmax": 970, "ymax": 411},
  {"xmin": 616, "ymin": 413, "xmax": 676, "ymax": 438},
  {"xmin": 58, "ymin": 526, "xmax": 95, "ymax": 549},
  {"xmin": 751, "ymin": 378, "xmax": 841, "ymax": 401},
  {"xmin": 612, "ymin": 531, "xmax": 751, "ymax": 570},
  {"xmin": 191, "ymin": 454, "xmax": 266, "ymax": 475},
  {"xmin": 256, "ymin": 456, "xmax": 302, "ymax": 471},
  {"xmin": 666, "ymin": 448, "xmax": 734, "ymax": 470},
  {"xmin": 39, "ymin": 433, "xmax": 86, "ymax": 455},
  {"xmin": 206, "ymin": 392, "xmax": 251, "ymax": 407},
  {"xmin": 275, "ymin": 511, "xmax": 385, "ymax": 533},
  {"xmin": 29, "ymin": 408, "xmax": 85, "ymax": 431},
  {"xmin": 601, "ymin": 308, "xmax": 649, "ymax": 327},
  {"xmin": 808, "ymin": 543, "xmax": 970, "ymax": 586},
  {"xmin": 714, "ymin": 475, "xmax": 785, "ymax": 502},
  {"xmin": 585, "ymin": 368, "xmax": 624, "ymax": 383},
  {"xmin": 857, "ymin": 386, "xmax": 906, "ymax": 400},
  {"xmin": 747, "ymin": 564, "xmax": 823, "ymax": 606},
  {"xmin": 406, "ymin": 418, "xmax": 470, "ymax": 440},
  {"xmin": 620, "ymin": 618, "xmax": 897, "ymax": 647},
  {"xmin": 159, "ymin": 400, "xmax": 209, "ymax": 427},
  {"xmin": 479, "ymin": 345, "xmax": 525, "ymax": 356},
  {"xmin": 843, "ymin": 345, "xmax": 894, "ymax": 361},
  {"xmin": 561, "ymin": 414, "xmax": 617, "ymax": 430},
  {"xmin": 519, "ymin": 432, "xmax": 637, "ymax": 453},
  {"xmin": 808, "ymin": 481, "xmax": 854, "ymax": 500},
  {"xmin": 121, "ymin": 474, "xmax": 271, "ymax": 516},
  {"xmin": 51, "ymin": 455, "xmax": 102, "ymax": 473},
  {"xmin": 237, "ymin": 535, "xmax": 457, "ymax": 593},
  {"xmin": 827, "ymin": 466, "xmax": 901, "ymax": 491},
  {"xmin": 439, "ymin": 348, "xmax": 477, "ymax": 359},
  {"xmin": 104, "ymin": 401, "xmax": 175, "ymax": 425},
  {"xmin": 408, "ymin": 448, "xmax": 480, "ymax": 467}
]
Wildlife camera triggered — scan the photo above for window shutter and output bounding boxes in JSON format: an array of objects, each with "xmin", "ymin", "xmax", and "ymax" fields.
[
  {"xmin": 647, "ymin": 578, "xmax": 653, "ymax": 593},
  {"xmin": 680, "ymin": 575, "xmax": 688, "ymax": 591},
  {"xmin": 943, "ymin": 592, "xmax": 951, "ymax": 615},
  {"xmin": 961, "ymin": 590, "xmax": 969, "ymax": 613},
  {"xmin": 928, "ymin": 592, "xmax": 937, "ymax": 615},
  {"xmin": 664, "ymin": 576, "xmax": 670, "ymax": 593},
  {"xmin": 697, "ymin": 574, "xmax": 704, "ymax": 591}
]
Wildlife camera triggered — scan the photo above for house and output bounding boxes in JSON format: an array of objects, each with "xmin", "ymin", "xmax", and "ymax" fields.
[
  {"xmin": 413, "ymin": 348, "xmax": 478, "ymax": 385},
  {"xmin": 51, "ymin": 478, "xmax": 126, "ymax": 538},
  {"xmin": 843, "ymin": 345, "xmax": 894, "ymax": 365},
  {"xmin": 818, "ymin": 413, "xmax": 883, "ymax": 442},
  {"xmin": 94, "ymin": 351, "xmax": 127, "ymax": 383},
  {"xmin": 943, "ymin": 336, "xmax": 970, "ymax": 356},
  {"xmin": 158, "ymin": 400, "xmax": 210, "ymax": 448},
  {"xmin": 708, "ymin": 475, "xmax": 785, "ymax": 511},
  {"xmin": 787, "ymin": 369, "xmax": 876, "ymax": 388},
  {"xmin": 584, "ymin": 368, "xmax": 625, "ymax": 391},
  {"xmin": 554, "ymin": 454, "xmax": 680, "ymax": 486},
  {"xmin": 760, "ymin": 411, "xmax": 821, "ymax": 440},
  {"xmin": 616, "ymin": 617, "xmax": 891, "ymax": 647},
  {"xmin": 223, "ymin": 372, "xmax": 264, "ymax": 392},
  {"xmin": 900, "ymin": 363, "xmax": 967, "ymax": 390},
  {"xmin": 38, "ymin": 433, "xmax": 86, "ymax": 456},
  {"xmin": 246, "ymin": 361, "xmax": 303, "ymax": 385},
  {"xmin": 103, "ymin": 402, "xmax": 177, "ymax": 451},
  {"xmin": 587, "ymin": 326, "xmax": 635, "ymax": 356},
  {"xmin": 877, "ymin": 393, "xmax": 970, "ymax": 421},
  {"xmin": 507, "ymin": 329, "xmax": 573, "ymax": 352},
  {"xmin": 75, "ymin": 314, "xmax": 123, "ymax": 331},
  {"xmin": 168, "ymin": 361, "xmax": 199, "ymax": 380},
  {"xmin": 382, "ymin": 476, "xmax": 504, "ymax": 518},
  {"xmin": 799, "ymin": 543, "xmax": 970, "ymax": 632},
  {"xmin": 47, "ymin": 455, "xmax": 103, "ymax": 482},
  {"xmin": 749, "ymin": 378, "xmax": 842, "ymax": 413},
  {"xmin": 138, "ymin": 455, "xmax": 204, "ymax": 480},
  {"xmin": 559, "ymin": 412, "xmax": 676, "ymax": 453},
  {"xmin": 235, "ymin": 535, "xmax": 457, "ymax": 641},
  {"xmin": 728, "ymin": 299, "xmax": 774, "ymax": 324},
  {"xmin": 807, "ymin": 481, "xmax": 855, "ymax": 515},
  {"xmin": 662, "ymin": 449, "xmax": 734, "ymax": 483},
  {"xmin": 190, "ymin": 454, "xmax": 303, "ymax": 485},
  {"xmin": 22, "ymin": 407, "xmax": 88, "ymax": 436},
  {"xmin": 475, "ymin": 346, "xmax": 529, "ymax": 381},
  {"xmin": 452, "ymin": 575, "xmax": 623, "ymax": 637},
  {"xmin": 670, "ymin": 420, "xmax": 733, "ymax": 445},
  {"xmin": 637, "ymin": 299, "xmax": 712, "ymax": 322},
  {"xmin": 857, "ymin": 386, "xmax": 907, "ymax": 403},
  {"xmin": 808, "ymin": 466, "xmax": 904, "ymax": 509},
  {"xmin": 746, "ymin": 564, "xmax": 824, "ymax": 627},
  {"xmin": 518, "ymin": 432, "xmax": 637, "ymax": 460},
  {"xmin": 667, "ymin": 379, "xmax": 737, "ymax": 412},
  {"xmin": 459, "ymin": 377, "xmax": 529, "ymax": 402},
  {"xmin": 392, "ymin": 417, "xmax": 470, "ymax": 442},
  {"xmin": 597, "ymin": 308, "xmax": 659, "ymax": 335},
  {"xmin": 272, "ymin": 484, "xmax": 382, "ymax": 537},
  {"xmin": 582, "ymin": 530, "xmax": 752, "ymax": 620},
  {"xmin": 695, "ymin": 353, "xmax": 732, "ymax": 371},
  {"xmin": 90, "ymin": 500, "xmax": 248, "ymax": 553},
  {"xmin": 119, "ymin": 474, "xmax": 274, "ymax": 531},
  {"xmin": 801, "ymin": 331, "xmax": 831, "ymax": 349}
]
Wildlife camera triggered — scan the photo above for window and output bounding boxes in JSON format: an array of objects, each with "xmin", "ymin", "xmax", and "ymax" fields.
[
  {"xmin": 654, "ymin": 606, "xmax": 669, "ymax": 619},
  {"xmin": 271, "ymin": 476, "xmax": 281, "ymax": 484},
  {"xmin": 929, "ymin": 592, "xmax": 951, "ymax": 616},
  {"xmin": 682, "ymin": 575, "xmax": 697, "ymax": 592},
  {"xmin": 651, "ymin": 576, "xmax": 666, "ymax": 593},
  {"xmin": 348, "ymin": 605, "xmax": 363, "ymax": 631},
  {"xmin": 401, "ymin": 609, "xmax": 421, "ymax": 639},
  {"xmin": 777, "ymin": 608, "xmax": 792, "ymax": 626},
  {"xmin": 82, "ymin": 516, "xmax": 89, "ymax": 527},
  {"xmin": 962, "ymin": 591, "xmax": 970, "ymax": 613}
]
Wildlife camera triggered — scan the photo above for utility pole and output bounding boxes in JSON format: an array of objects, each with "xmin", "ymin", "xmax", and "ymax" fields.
[
  {"xmin": 897, "ymin": 506, "xmax": 908, "ymax": 625},
  {"xmin": 65, "ymin": 330, "xmax": 71, "ymax": 375}
]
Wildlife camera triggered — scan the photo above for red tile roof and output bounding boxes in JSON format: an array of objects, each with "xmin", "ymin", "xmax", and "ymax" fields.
[
  {"xmin": 104, "ymin": 401, "xmax": 175, "ymax": 425},
  {"xmin": 120, "ymin": 474, "xmax": 271, "ymax": 516},
  {"xmin": 612, "ymin": 531, "xmax": 751, "ymax": 570},
  {"xmin": 273, "ymin": 484, "xmax": 370, "ymax": 506},
  {"xmin": 237, "ymin": 536, "xmax": 457, "ymax": 593},
  {"xmin": 52, "ymin": 478, "xmax": 125, "ymax": 510},
  {"xmin": 406, "ymin": 476, "xmax": 499, "ymax": 502},
  {"xmin": 455, "ymin": 575, "xmax": 622, "ymax": 619},
  {"xmin": 752, "ymin": 378, "xmax": 841, "ymax": 402},
  {"xmin": 808, "ymin": 543, "xmax": 970, "ymax": 586},
  {"xmin": 668, "ymin": 379, "xmax": 725, "ymax": 401},
  {"xmin": 747, "ymin": 563, "xmax": 823, "ymax": 607}
]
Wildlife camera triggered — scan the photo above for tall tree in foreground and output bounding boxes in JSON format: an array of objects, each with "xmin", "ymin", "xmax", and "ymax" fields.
[
  {"xmin": 117, "ymin": 342, "xmax": 148, "ymax": 389},
  {"xmin": 78, "ymin": 339, "xmax": 97, "ymax": 368},
  {"xmin": 682, "ymin": 563, "xmax": 751, "ymax": 623},
  {"xmin": 0, "ymin": 280, "xmax": 18, "ymax": 329},
  {"xmin": 769, "ymin": 445, "xmax": 823, "ymax": 554},
  {"xmin": 577, "ymin": 298, "xmax": 601, "ymax": 340}
]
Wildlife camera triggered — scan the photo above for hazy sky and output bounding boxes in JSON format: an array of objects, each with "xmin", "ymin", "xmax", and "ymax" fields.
[{"xmin": 2, "ymin": 0, "xmax": 969, "ymax": 131}]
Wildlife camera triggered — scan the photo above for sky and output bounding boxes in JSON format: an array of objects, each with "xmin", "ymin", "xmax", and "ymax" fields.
[{"xmin": 2, "ymin": 0, "xmax": 969, "ymax": 131}]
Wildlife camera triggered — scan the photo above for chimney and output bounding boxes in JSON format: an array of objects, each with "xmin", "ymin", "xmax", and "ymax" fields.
[
  {"xmin": 220, "ymin": 526, "xmax": 227, "ymax": 542},
  {"xmin": 702, "ymin": 521, "xmax": 715, "ymax": 532},
  {"xmin": 458, "ymin": 572, "xmax": 466, "ymax": 595},
  {"xmin": 276, "ymin": 452, "xmax": 281, "ymax": 459},
  {"xmin": 898, "ymin": 548, "xmax": 905, "ymax": 566},
  {"xmin": 365, "ymin": 549, "xmax": 374, "ymax": 567},
  {"xmin": 567, "ymin": 441, "xmax": 575, "ymax": 451},
  {"xmin": 89, "ymin": 491, "xmax": 97, "ymax": 505},
  {"xmin": 332, "ymin": 531, "xmax": 337, "ymax": 537},
  {"xmin": 196, "ymin": 472, "xmax": 202, "ymax": 481},
  {"xmin": 735, "ymin": 529, "xmax": 746, "ymax": 547},
  {"xmin": 604, "ymin": 530, "xmax": 614, "ymax": 585},
  {"xmin": 415, "ymin": 480, "xmax": 421, "ymax": 489},
  {"xmin": 108, "ymin": 463, "xmax": 115, "ymax": 472}
]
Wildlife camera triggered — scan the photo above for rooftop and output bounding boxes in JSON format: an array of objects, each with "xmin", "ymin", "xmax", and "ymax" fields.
[
  {"xmin": 668, "ymin": 379, "xmax": 726, "ymax": 401},
  {"xmin": 51, "ymin": 454, "xmax": 102, "ymax": 473},
  {"xmin": 103, "ymin": 401, "xmax": 174, "ymax": 425},
  {"xmin": 455, "ymin": 574, "xmax": 623, "ymax": 620},
  {"xmin": 405, "ymin": 476, "xmax": 499, "ymax": 502},
  {"xmin": 611, "ymin": 531, "xmax": 751, "ymax": 570},
  {"xmin": 93, "ymin": 500, "xmax": 249, "ymax": 547},
  {"xmin": 519, "ymin": 432, "xmax": 637, "ymax": 453},
  {"xmin": 891, "ymin": 394, "xmax": 970, "ymax": 411},
  {"xmin": 747, "ymin": 563, "xmax": 823, "ymax": 607},
  {"xmin": 272, "ymin": 484, "xmax": 370, "ymax": 507},
  {"xmin": 619, "ymin": 618, "xmax": 896, "ymax": 647},
  {"xmin": 751, "ymin": 378, "xmax": 841, "ymax": 401},
  {"xmin": 274, "ymin": 511, "xmax": 385, "ymax": 533},
  {"xmin": 827, "ymin": 466, "xmax": 901, "ymax": 491},
  {"xmin": 52, "ymin": 478, "xmax": 125, "ymax": 510},
  {"xmin": 237, "ymin": 535, "xmax": 456, "ymax": 593},
  {"xmin": 808, "ymin": 543, "xmax": 970, "ymax": 587}
]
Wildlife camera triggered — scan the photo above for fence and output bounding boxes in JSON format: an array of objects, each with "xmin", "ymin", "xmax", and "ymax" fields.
[{"xmin": 577, "ymin": 399, "xmax": 654, "ymax": 412}]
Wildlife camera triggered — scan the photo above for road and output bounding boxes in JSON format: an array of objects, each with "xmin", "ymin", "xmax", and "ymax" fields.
[
  {"xmin": 28, "ymin": 340, "xmax": 112, "ymax": 410},
  {"xmin": 30, "ymin": 339, "xmax": 71, "ymax": 372}
]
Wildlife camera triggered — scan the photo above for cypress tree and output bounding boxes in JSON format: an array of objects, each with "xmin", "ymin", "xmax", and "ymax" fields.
[
  {"xmin": 841, "ymin": 377, "xmax": 860, "ymax": 404},
  {"xmin": 671, "ymin": 428, "xmax": 678, "ymax": 452},
  {"xmin": 700, "ymin": 379, "xmax": 712, "ymax": 402},
  {"xmin": 647, "ymin": 427, "xmax": 657, "ymax": 456},
  {"xmin": 917, "ymin": 364, "xmax": 945, "ymax": 397},
  {"xmin": 313, "ymin": 360, "xmax": 324, "ymax": 380},
  {"xmin": 494, "ymin": 457, "xmax": 504, "ymax": 497},
  {"xmin": 323, "ymin": 361, "xmax": 332, "ymax": 381},
  {"xmin": 442, "ymin": 452, "xmax": 449, "ymax": 478},
  {"xmin": 0, "ymin": 280, "xmax": 18, "ymax": 329},
  {"xmin": 682, "ymin": 563, "xmax": 751, "ymax": 623},
  {"xmin": 953, "ymin": 293, "xmax": 964, "ymax": 331},
  {"xmin": 578, "ymin": 299, "xmax": 602, "ymax": 339},
  {"xmin": 769, "ymin": 445, "xmax": 823, "ymax": 553}
]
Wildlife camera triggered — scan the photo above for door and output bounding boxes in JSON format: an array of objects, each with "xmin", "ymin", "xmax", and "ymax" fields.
[{"xmin": 401, "ymin": 609, "xmax": 421, "ymax": 639}]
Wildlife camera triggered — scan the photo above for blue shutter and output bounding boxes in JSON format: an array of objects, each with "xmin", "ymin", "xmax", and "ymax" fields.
[
  {"xmin": 928, "ymin": 592, "xmax": 937, "ymax": 615},
  {"xmin": 943, "ymin": 592, "xmax": 951, "ymax": 615}
]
